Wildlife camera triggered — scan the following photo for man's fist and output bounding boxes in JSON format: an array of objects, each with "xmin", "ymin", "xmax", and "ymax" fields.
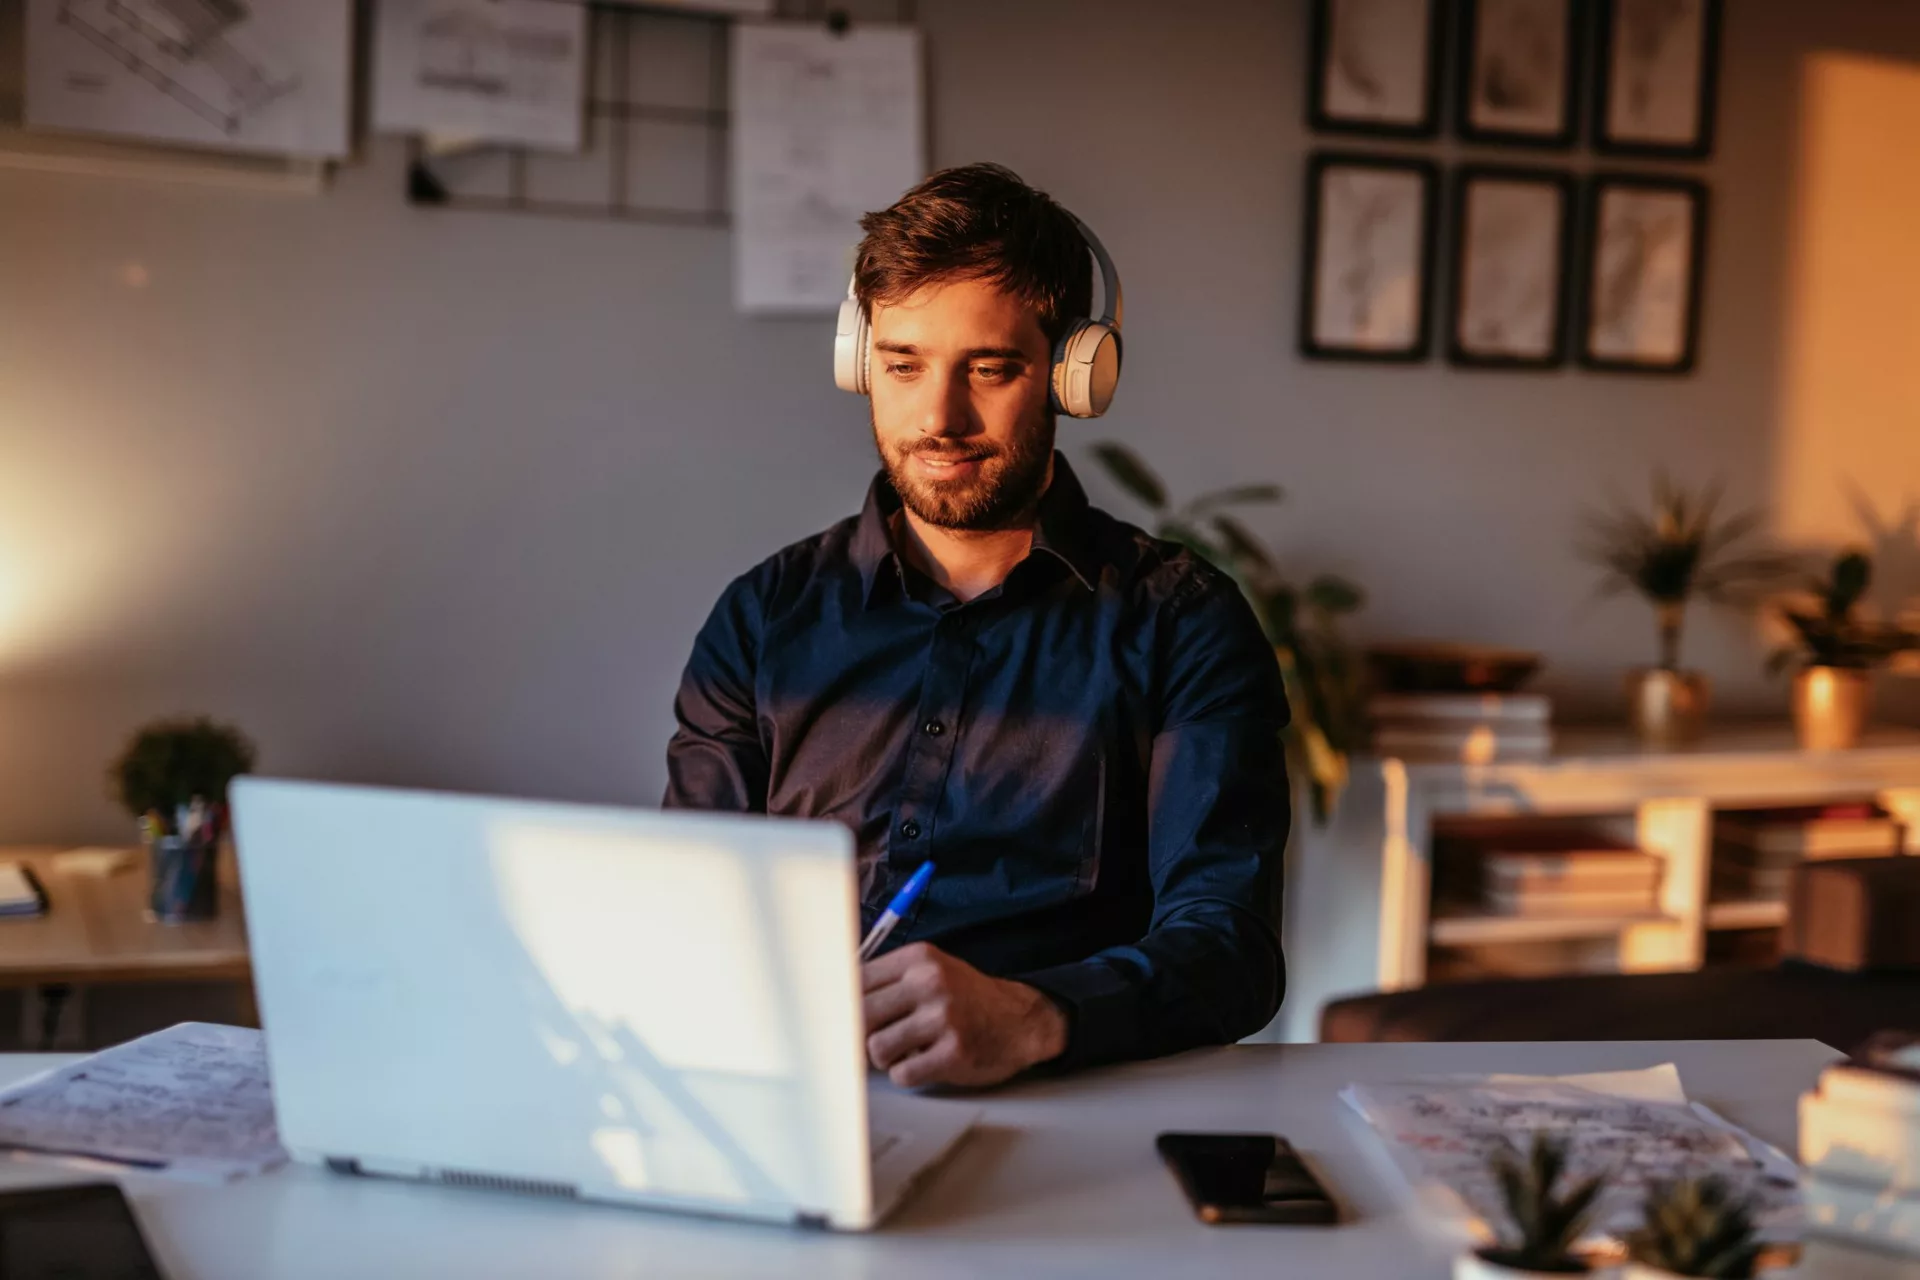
[{"xmin": 861, "ymin": 942, "xmax": 1068, "ymax": 1088}]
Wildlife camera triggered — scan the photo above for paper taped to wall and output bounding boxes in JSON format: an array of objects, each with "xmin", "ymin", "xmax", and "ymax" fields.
[
  {"xmin": 24, "ymin": 0, "xmax": 353, "ymax": 157},
  {"xmin": 730, "ymin": 22, "xmax": 924, "ymax": 314},
  {"xmin": 0, "ymin": 1021, "xmax": 285, "ymax": 1182},
  {"xmin": 372, "ymin": 0, "xmax": 589, "ymax": 152}
]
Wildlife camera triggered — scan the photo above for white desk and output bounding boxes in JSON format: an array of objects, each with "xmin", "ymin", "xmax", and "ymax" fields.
[{"xmin": 0, "ymin": 1039, "xmax": 1908, "ymax": 1279}]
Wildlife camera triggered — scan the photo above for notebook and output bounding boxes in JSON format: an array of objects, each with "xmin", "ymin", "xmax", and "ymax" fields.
[{"xmin": 0, "ymin": 863, "xmax": 48, "ymax": 918}]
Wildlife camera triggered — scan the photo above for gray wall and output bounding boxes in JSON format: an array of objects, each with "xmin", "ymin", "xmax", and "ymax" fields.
[{"xmin": 4, "ymin": 0, "xmax": 1920, "ymax": 844}]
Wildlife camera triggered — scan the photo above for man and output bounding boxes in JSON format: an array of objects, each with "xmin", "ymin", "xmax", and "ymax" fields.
[{"xmin": 665, "ymin": 164, "xmax": 1289, "ymax": 1089}]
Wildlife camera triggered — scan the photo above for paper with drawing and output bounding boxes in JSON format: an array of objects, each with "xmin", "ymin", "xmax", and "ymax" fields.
[
  {"xmin": 0, "ymin": 1022, "xmax": 285, "ymax": 1182},
  {"xmin": 1343, "ymin": 1063, "xmax": 1802, "ymax": 1245}
]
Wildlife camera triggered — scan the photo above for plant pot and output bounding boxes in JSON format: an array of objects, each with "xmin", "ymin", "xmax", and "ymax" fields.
[
  {"xmin": 1792, "ymin": 665, "xmax": 1872, "ymax": 751},
  {"xmin": 145, "ymin": 832, "xmax": 220, "ymax": 924},
  {"xmin": 1627, "ymin": 667, "xmax": 1711, "ymax": 747},
  {"xmin": 1453, "ymin": 1249, "xmax": 1590, "ymax": 1279},
  {"xmin": 1617, "ymin": 1266, "xmax": 1688, "ymax": 1280}
]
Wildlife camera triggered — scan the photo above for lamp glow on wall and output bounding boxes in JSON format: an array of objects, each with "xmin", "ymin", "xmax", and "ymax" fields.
[
  {"xmin": 0, "ymin": 447, "xmax": 203, "ymax": 673},
  {"xmin": 0, "ymin": 554, "xmax": 18, "ymax": 662},
  {"xmin": 1777, "ymin": 52, "xmax": 1920, "ymax": 555}
]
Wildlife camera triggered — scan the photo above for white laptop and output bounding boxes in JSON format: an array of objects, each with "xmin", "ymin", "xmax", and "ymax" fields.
[{"xmin": 230, "ymin": 777, "xmax": 978, "ymax": 1230}]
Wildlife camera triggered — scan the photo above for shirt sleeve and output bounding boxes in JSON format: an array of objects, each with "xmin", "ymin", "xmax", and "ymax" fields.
[
  {"xmin": 1017, "ymin": 569, "xmax": 1290, "ymax": 1071},
  {"xmin": 662, "ymin": 571, "xmax": 771, "ymax": 813}
]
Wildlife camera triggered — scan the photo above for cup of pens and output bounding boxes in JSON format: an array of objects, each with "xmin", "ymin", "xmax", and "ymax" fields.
[
  {"xmin": 108, "ymin": 715, "xmax": 256, "ymax": 927},
  {"xmin": 143, "ymin": 803, "xmax": 222, "ymax": 925}
]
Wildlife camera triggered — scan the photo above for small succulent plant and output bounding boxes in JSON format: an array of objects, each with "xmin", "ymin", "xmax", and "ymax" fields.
[
  {"xmin": 108, "ymin": 716, "xmax": 257, "ymax": 835},
  {"xmin": 1480, "ymin": 1133, "xmax": 1603, "ymax": 1273},
  {"xmin": 1766, "ymin": 549, "xmax": 1920, "ymax": 674},
  {"xmin": 1624, "ymin": 1176, "xmax": 1763, "ymax": 1278},
  {"xmin": 1578, "ymin": 473, "xmax": 1797, "ymax": 672}
]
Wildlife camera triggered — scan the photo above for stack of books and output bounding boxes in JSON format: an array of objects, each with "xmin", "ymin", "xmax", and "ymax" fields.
[
  {"xmin": 1480, "ymin": 847, "xmax": 1663, "ymax": 917},
  {"xmin": 1711, "ymin": 805, "xmax": 1903, "ymax": 903},
  {"xmin": 1433, "ymin": 819, "xmax": 1662, "ymax": 919},
  {"xmin": 1800, "ymin": 1032, "xmax": 1920, "ymax": 1257},
  {"xmin": 1368, "ymin": 693, "xmax": 1552, "ymax": 763}
]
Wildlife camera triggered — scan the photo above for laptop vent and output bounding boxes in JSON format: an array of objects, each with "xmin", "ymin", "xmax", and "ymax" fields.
[{"xmin": 436, "ymin": 1168, "xmax": 580, "ymax": 1200}]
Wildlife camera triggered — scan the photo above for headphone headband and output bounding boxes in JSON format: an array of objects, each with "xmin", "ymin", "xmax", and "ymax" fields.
[{"xmin": 1066, "ymin": 212, "xmax": 1123, "ymax": 334}]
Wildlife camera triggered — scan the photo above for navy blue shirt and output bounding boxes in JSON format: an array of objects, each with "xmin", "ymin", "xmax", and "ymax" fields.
[{"xmin": 663, "ymin": 454, "xmax": 1289, "ymax": 1070}]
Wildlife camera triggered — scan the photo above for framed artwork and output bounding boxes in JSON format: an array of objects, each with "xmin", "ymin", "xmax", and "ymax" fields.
[
  {"xmin": 1456, "ymin": 0, "xmax": 1580, "ymax": 148},
  {"xmin": 1446, "ymin": 166, "xmax": 1575, "ymax": 368},
  {"xmin": 1594, "ymin": 0, "xmax": 1721, "ymax": 158},
  {"xmin": 1299, "ymin": 152, "xmax": 1439, "ymax": 362},
  {"xmin": 1307, "ymin": 0, "xmax": 1446, "ymax": 139},
  {"xmin": 1577, "ymin": 174, "xmax": 1709, "ymax": 374}
]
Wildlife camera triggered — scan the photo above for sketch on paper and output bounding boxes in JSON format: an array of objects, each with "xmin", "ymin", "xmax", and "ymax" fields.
[
  {"xmin": 0, "ymin": 1023, "xmax": 286, "ymax": 1183},
  {"xmin": 373, "ymin": 0, "xmax": 587, "ymax": 151},
  {"xmin": 1343, "ymin": 1073, "xmax": 1803, "ymax": 1246},
  {"xmin": 1319, "ymin": 0, "xmax": 1433, "ymax": 128},
  {"xmin": 1454, "ymin": 175, "xmax": 1567, "ymax": 362},
  {"xmin": 1587, "ymin": 185, "xmax": 1699, "ymax": 366},
  {"xmin": 24, "ymin": 0, "xmax": 351, "ymax": 156},
  {"xmin": 1309, "ymin": 163, "xmax": 1429, "ymax": 354},
  {"xmin": 1605, "ymin": 0, "xmax": 1709, "ymax": 148},
  {"xmin": 58, "ymin": 0, "xmax": 297, "ymax": 133},
  {"xmin": 1465, "ymin": 0, "xmax": 1571, "ymax": 138},
  {"xmin": 731, "ymin": 24, "xmax": 925, "ymax": 314}
]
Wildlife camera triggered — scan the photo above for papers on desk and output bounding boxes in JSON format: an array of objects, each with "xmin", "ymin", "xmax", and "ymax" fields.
[
  {"xmin": 0, "ymin": 1022, "xmax": 286, "ymax": 1183},
  {"xmin": 1342, "ymin": 1063, "xmax": 1803, "ymax": 1248}
]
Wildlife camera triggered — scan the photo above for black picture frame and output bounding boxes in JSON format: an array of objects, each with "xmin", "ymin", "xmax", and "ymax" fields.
[
  {"xmin": 1593, "ymin": 0, "xmax": 1721, "ymax": 159},
  {"xmin": 1445, "ymin": 165, "xmax": 1575, "ymax": 369},
  {"xmin": 1298, "ymin": 151, "xmax": 1440, "ymax": 363},
  {"xmin": 1307, "ymin": 0, "xmax": 1447, "ymax": 139},
  {"xmin": 1576, "ymin": 173, "xmax": 1709, "ymax": 374},
  {"xmin": 1455, "ymin": 0, "xmax": 1581, "ymax": 149}
]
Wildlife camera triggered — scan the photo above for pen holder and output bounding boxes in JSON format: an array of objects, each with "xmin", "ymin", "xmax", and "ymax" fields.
[{"xmin": 146, "ymin": 831, "xmax": 220, "ymax": 924}]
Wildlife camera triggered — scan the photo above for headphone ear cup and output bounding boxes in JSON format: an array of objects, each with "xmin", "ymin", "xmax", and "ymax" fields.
[
  {"xmin": 833, "ymin": 295, "xmax": 870, "ymax": 394},
  {"xmin": 1051, "ymin": 321, "xmax": 1123, "ymax": 419}
]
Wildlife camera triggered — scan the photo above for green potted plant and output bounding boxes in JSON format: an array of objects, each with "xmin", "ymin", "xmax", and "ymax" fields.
[
  {"xmin": 1455, "ymin": 1133, "xmax": 1603, "ymax": 1278},
  {"xmin": 108, "ymin": 716, "xmax": 257, "ymax": 924},
  {"xmin": 1578, "ymin": 474, "xmax": 1795, "ymax": 747},
  {"xmin": 1766, "ymin": 549, "xmax": 1920, "ymax": 751},
  {"xmin": 1621, "ymin": 1175, "xmax": 1764, "ymax": 1279},
  {"xmin": 1089, "ymin": 443, "xmax": 1365, "ymax": 823}
]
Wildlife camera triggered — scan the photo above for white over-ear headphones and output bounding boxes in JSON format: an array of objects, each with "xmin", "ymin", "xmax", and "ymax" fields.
[{"xmin": 833, "ymin": 212, "xmax": 1125, "ymax": 419}]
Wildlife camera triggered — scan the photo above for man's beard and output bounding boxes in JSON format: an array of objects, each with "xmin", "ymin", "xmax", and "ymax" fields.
[{"xmin": 872, "ymin": 411, "xmax": 1056, "ymax": 532}]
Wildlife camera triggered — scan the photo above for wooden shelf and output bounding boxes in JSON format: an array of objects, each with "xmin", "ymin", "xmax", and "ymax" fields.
[
  {"xmin": 1429, "ymin": 908, "xmax": 1676, "ymax": 947},
  {"xmin": 1704, "ymin": 898, "xmax": 1789, "ymax": 931},
  {"xmin": 1280, "ymin": 722, "xmax": 1920, "ymax": 1041},
  {"xmin": 1364, "ymin": 723, "xmax": 1920, "ymax": 994}
]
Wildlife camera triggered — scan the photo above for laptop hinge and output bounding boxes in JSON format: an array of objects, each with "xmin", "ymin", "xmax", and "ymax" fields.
[{"xmin": 794, "ymin": 1211, "xmax": 831, "ymax": 1231}]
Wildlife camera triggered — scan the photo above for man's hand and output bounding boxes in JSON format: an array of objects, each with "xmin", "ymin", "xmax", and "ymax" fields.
[{"xmin": 861, "ymin": 942, "xmax": 1068, "ymax": 1089}]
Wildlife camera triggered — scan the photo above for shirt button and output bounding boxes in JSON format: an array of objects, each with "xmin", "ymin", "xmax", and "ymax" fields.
[
  {"xmin": 923, "ymin": 719, "xmax": 944, "ymax": 737},
  {"xmin": 900, "ymin": 820, "xmax": 921, "ymax": 840}
]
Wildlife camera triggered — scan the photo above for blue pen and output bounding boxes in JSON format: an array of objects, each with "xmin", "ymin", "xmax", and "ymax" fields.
[{"xmin": 858, "ymin": 862, "xmax": 934, "ymax": 961}]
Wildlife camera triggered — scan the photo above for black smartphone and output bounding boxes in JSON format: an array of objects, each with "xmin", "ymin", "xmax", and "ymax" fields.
[
  {"xmin": 0, "ymin": 1182, "xmax": 168, "ymax": 1278},
  {"xmin": 1156, "ymin": 1132, "xmax": 1340, "ymax": 1225}
]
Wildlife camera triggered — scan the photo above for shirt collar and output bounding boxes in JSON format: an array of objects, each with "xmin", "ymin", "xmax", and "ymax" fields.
[{"xmin": 852, "ymin": 451, "xmax": 1099, "ymax": 608}]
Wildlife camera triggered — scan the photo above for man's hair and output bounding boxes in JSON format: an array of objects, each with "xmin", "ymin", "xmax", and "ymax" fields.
[{"xmin": 853, "ymin": 163, "xmax": 1093, "ymax": 347}]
